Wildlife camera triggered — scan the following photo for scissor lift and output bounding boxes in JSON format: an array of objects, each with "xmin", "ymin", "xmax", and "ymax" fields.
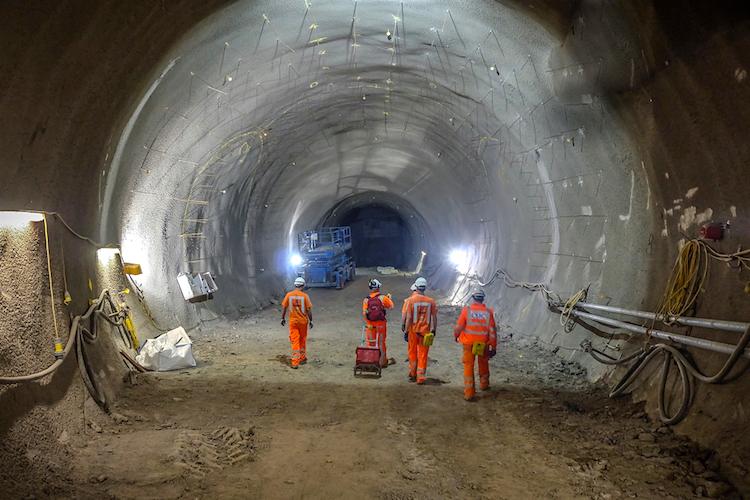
[{"xmin": 296, "ymin": 227, "xmax": 356, "ymax": 289}]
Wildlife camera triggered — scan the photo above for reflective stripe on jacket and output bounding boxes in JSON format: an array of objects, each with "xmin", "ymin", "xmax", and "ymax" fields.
[
  {"xmin": 282, "ymin": 290, "xmax": 312, "ymax": 324},
  {"xmin": 403, "ymin": 293, "xmax": 437, "ymax": 334},
  {"xmin": 455, "ymin": 303, "xmax": 497, "ymax": 347}
]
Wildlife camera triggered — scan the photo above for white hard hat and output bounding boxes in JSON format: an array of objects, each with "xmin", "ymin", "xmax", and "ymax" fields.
[
  {"xmin": 471, "ymin": 288, "xmax": 486, "ymax": 300},
  {"xmin": 294, "ymin": 277, "xmax": 306, "ymax": 287},
  {"xmin": 410, "ymin": 283, "xmax": 417, "ymax": 291},
  {"xmin": 414, "ymin": 277, "xmax": 427, "ymax": 289},
  {"xmin": 368, "ymin": 278, "xmax": 382, "ymax": 289}
]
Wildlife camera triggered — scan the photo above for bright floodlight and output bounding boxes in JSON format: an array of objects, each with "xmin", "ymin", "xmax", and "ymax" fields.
[
  {"xmin": 97, "ymin": 247, "xmax": 121, "ymax": 264},
  {"xmin": 289, "ymin": 253, "xmax": 303, "ymax": 267},
  {"xmin": 0, "ymin": 211, "xmax": 44, "ymax": 230},
  {"xmin": 449, "ymin": 248, "xmax": 470, "ymax": 273}
]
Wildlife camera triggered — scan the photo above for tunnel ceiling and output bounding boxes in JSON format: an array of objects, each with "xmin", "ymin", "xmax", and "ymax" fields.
[{"xmin": 101, "ymin": 0, "xmax": 656, "ymax": 320}]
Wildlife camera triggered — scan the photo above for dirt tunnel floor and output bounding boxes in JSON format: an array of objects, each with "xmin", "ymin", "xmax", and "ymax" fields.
[{"xmin": 61, "ymin": 276, "xmax": 740, "ymax": 499}]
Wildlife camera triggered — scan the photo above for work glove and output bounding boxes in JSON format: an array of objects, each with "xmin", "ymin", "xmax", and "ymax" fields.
[
  {"xmin": 280, "ymin": 319, "xmax": 286, "ymax": 326},
  {"xmin": 454, "ymin": 335, "xmax": 459, "ymax": 343},
  {"xmin": 430, "ymin": 330, "xmax": 436, "ymax": 336},
  {"xmin": 404, "ymin": 332, "xmax": 409, "ymax": 342},
  {"xmin": 487, "ymin": 346, "xmax": 496, "ymax": 358},
  {"xmin": 309, "ymin": 322, "xmax": 314, "ymax": 329}
]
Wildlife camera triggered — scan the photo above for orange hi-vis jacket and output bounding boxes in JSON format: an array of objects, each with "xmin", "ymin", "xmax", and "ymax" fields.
[
  {"xmin": 454, "ymin": 303, "xmax": 497, "ymax": 348},
  {"xmin": 403, "ymin": 293, "xmax": 438, "ymax": 334},
  {"xmin": 401, "ymin": 291, "xmax": 419, "ymax": 317},
  {"xmin": 282, "ymin": 289, "xmax": 312, "ymax": 324}
]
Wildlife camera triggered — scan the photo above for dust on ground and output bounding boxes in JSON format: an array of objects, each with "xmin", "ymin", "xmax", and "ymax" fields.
[{"xmin": 14, "ymin": 276, "xmax": 741, "ymax": 499}]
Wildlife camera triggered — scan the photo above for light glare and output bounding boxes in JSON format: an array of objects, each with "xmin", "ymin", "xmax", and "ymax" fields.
[
  {"xmin": 0, "ymin": 211, "xmax": 44, "ymax": 230},
  {"xmin": 449, "ymin": 248, "xmax": 471, "ymax": 273},
  {"xmin": 289, "ymin": 253, "xmax": 303, "ymax": 267},
  {"xmin": 97, "ymin": 247, "xmax": 121, "ymax": 264}
]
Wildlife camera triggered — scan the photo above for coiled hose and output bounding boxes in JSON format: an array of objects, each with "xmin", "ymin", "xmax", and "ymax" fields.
[
  {"xmin": 583, "ymin": 324, "xmax": 750, "ymax": 424},
  {"xmin": 0, "ymin": 290, "xmax": 135, "ymax": 411}
]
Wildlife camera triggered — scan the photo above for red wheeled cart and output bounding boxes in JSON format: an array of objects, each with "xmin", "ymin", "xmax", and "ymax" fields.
[{"xmin": 354, "ymin": 327, "xmax": 381, "ymax": 377}]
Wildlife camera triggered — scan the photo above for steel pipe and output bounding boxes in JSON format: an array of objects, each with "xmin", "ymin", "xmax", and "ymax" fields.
[
  {"xmin": 570, "ymin": 310, "xmax": 750, "ymax": 360},
  {"xmin": 575, "ymin": 302, "xmax": 749, "ymax": 333}
]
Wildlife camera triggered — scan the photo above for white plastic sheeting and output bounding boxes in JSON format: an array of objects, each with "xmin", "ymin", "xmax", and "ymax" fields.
[{"xmin": 135, "ymin": 327, "xmax": 196, "ymax": 371}]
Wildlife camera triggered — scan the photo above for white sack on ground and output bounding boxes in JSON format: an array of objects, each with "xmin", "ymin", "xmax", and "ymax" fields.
[
  {"xmin": 376, "ymin": 266, "xmax": 399, "ymax": 275},
  {"xmin": 135, "ymin": 326, "xmax": 196, "ymax": 371}
]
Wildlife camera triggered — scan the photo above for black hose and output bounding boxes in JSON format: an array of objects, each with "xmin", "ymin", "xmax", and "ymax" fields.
[
  {"xmin": 0, "ymin": 289, "xmax": 140, "ymax": 412},
  {"xmin": 590, "ymin": 325, "xmax": 750, "ymax": 424}
]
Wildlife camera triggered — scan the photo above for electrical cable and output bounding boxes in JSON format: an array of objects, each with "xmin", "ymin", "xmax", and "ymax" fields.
[
  {"xmin": 559, "ymin": 287, "xmax": 587, "ymax": 331},
  {"xmin": 468, "ymin": 267, "xmax": 561, "ymax": 303},
  {"xmin": 0, "ymin": 290, "xmax": 137, "ymax": 412},
  {"xmin": 653, "ymin": 239, "xmax": 709, "ymax": 323},
  {"xmin": 653, "ymin": 239, "xmax": 750, "ymax": 326},
  {"xmin": 42, "ymin": 214, "xmax": 61, "ymax": 346},
  {"xmin": 124, "ymin": 273, "xmax": 171, "ymax": 332},
  {"xmin": 36, "ymin": 209, "xmax": 172, "ymax": 333},
  {"xmin": 491, "ymin": 251, "xmax": 750, "ymax": 425},
  {"xmin": 40, "ymin": 211, "xmax": 111, "ymax": 248},
  {"xmin": 579, "ymin": 324, "xmax": 750, "ymax": 424}
]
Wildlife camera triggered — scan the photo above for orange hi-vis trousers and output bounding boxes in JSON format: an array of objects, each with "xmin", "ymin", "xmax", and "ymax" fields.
[
  {"xmin": 408, "ymin": 330, "xmax": 430, "ymax": 383},
  {"xmin": 289, "ymin": 322, "xmax": 308, "ymax": 367},
  {"xmin": 365, "ymin": 320, "xmax": 388, "ymax": 367},
  {"xmin": 462, "ymin": 344, "xmax": 490, "ymax": 399}
]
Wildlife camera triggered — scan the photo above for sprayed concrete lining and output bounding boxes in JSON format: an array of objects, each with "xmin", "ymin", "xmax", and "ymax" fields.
[{"xmin": 1, "ymin": 0, "xmax": 749, "ymax": 493}]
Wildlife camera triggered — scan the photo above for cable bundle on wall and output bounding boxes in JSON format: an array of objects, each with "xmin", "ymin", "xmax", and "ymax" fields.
[
  {"xmin": 0, "ymin": 290, "xmax": 137, "ymax": 411},
  {"xmin": 655, "ymin": 238, "xmax": 750, "ymax": 323},
  {"xmin": 489, "ymin": 240, "xmax": 749, "ymax": 425},
  {"xmin": 654, "ymin": 239, "xmax": 709, "ymax": 322}
]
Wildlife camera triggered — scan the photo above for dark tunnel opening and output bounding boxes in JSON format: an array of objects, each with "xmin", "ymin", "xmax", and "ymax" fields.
[{"xmin": 336, "ymin": 204, "xmax": 415, "ymax": 270}]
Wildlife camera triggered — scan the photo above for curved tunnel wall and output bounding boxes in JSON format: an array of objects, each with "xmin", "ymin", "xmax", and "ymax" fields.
[
  {"xmin": 105, "ymin": 0, "xmax": 646, "ymax": 328},
  {"xmin": 1, "ymin": 0, "xmax": 749, "ymax": 491}
]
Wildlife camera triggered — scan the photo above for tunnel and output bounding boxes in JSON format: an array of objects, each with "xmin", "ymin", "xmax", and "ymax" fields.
[
  {"xmin": 321, "ymin": 192, "xmax": 428, "ymax": 270},
  {"xmin": 1, "ymin": 0, "xmax": 750, "ymax": 497},
  {"xmin": 335, "ymin": 203, "xmax": 414, "ymax": 269}
]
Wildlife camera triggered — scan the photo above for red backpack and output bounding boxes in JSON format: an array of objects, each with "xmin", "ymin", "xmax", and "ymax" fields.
[{"xmin": 366, "ymin": 294, "xmax": 386, "ymax": 321}]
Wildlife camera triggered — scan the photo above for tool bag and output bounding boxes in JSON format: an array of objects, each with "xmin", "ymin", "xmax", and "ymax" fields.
[
  {"xmin": 471, "ymin": 341, "xmax": 486, "ymax": 356},
  {"xmin": 365, "ymin": 294, "xmax": 386, "ymax": 321},
  {"xmin": 422, "ymin": 332, "xmax": 435, "ymax": 347}
]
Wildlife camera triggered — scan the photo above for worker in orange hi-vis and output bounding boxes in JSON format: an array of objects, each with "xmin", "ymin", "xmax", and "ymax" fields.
[
  {"xmin": 402, "ymin": 277, "xmax": 438, "ymax": 384},
  {"xmin": 453, "ymin": 289, "xmax": 497, "ymax": 401},
  {"xmin": 362, "ymin": 278, "xmax": 394, "ymax": 368},
  {"xmin": 281, "ymin": 277, "xmax": 313, "ymax": 369}
]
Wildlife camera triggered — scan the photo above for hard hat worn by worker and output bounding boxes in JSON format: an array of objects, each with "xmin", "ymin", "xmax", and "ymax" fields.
[
  {"xmin": 369, "ymin": 278, "xmax": 382, "ymax": 290},
  {"xmin": 402, "ymin": 277, "xmax": 438, "ymax": 384},
  {"xmin": 281, "ymin": 278, "xmax": 313, "ymax": 369},
  {"xmin": 454, "ymin": 288, "xmax": 497, "ymax": 401}
]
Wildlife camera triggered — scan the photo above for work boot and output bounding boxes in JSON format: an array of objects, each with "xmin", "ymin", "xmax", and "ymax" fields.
[
  {"xmin": 408, "ymin": 375, "xmax": 416, "ymax": 383},
  {"xmin": 290, "ymin": 364, "xmax": 298, "ymax": 370},
  {"xmin": 464, "ymin": 396, "xmax": 477, "ymax": 402},
  {"xmin": 300, "ymin": 359, "xmax": 307, "ymax": 365}
]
